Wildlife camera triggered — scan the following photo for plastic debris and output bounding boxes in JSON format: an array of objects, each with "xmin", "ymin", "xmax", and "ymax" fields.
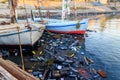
[{"xmin": 2, "ymin": 31, "xmax": 105, "ymax": 80}]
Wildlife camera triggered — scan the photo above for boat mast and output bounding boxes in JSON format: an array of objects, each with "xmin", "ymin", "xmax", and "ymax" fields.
[
  {"xmin": 37, "ymin": 0, "xmax": 43, "ymax": 21},
  {"xmin": 62, "ymin": 0, "xmax": 71, "ymax": 20},
  {"xmin": 10, "ymin": 0, "xmax": 18, "ymax": 23},
  {"xmin": 30, "ymin": 0, "xmax": 34, "ymax": 21},
  {"xmin": 74, "ymin": 0, "xmax": 77, "ymax": 20}
]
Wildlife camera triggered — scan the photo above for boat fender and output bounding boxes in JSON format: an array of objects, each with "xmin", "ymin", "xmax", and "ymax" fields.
[{"xmin": 76, "ymin": 21, "xmax": 80, "ymax": 29}]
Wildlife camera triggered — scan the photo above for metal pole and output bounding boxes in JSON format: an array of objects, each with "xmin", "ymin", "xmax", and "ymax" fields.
[{"xmin": 17, "ymin": 27, "xmax": 25, "ymax": 71}]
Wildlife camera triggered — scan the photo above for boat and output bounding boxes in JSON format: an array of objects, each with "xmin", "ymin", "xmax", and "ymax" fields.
[
  {"xmin": 45, "ymin": 19, "xmax": 88, "ymax": 34},
  {"xmin": 0, "ymin": 0, "xmax": 45, "ymax": 48},
  {"xmin": 44, "ymin": 0, "xmax": 88, "ymax": 34},
  {"xmin": 33, "ymin": 0, "xmax": 88, "ymax": 35}
]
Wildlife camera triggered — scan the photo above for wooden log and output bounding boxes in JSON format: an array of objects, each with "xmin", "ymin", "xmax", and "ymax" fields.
[
  {"xmin": 5, "ymin": 60, "xmax": 37, "ymax": 80},
  {"xmin": 0, "ymin": 58, "xmax": 37, "ymax": 80},
  {"xmin": 0, "ymin": 58, "xmax": 26, "ymax": 80},
  {"xmin": 0, "ymin": 66, "xmax": 17, "ymax": 80}
]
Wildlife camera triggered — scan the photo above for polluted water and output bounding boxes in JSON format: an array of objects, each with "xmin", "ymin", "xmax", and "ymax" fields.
[{"xmin": 1, "ymin": 31, "xmax": 107, "ymax": 80}]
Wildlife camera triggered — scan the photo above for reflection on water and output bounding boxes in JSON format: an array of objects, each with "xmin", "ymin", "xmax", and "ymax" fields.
[{"xmin": 86, "ymin": 15, "xmax": 120, "ymax": 80}]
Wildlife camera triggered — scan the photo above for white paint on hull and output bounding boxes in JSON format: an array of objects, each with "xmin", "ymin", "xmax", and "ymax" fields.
[{"xmin": 0, "ymin": 22, "xmax": 45, "ymax": 46}]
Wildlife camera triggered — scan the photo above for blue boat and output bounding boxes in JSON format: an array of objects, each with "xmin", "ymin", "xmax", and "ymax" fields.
[
  {"xmin": 41, "ymin": 0, "xmax": 88, "ymax": 34},
  {"xmin": 45, "ymin": 19, "xmax": 88, "ymax": 34},
  {"xmin": 34, "ymin": 0, "xmax": 89, "ymax": 35},
  {"xmin": 34, "ymin": 17, "xmax": 88, "ymax": 35}
]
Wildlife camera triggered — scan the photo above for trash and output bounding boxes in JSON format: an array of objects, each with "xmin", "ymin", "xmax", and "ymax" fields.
[
  {"xmin": 60, "ymin": 69, "xmax": 69, "ymax": 76},
  {"xmin": 84, "ymin": 57, "xmax": 89, "ymax": 65},
  {"xmin": 52, "ymin": 70, "xmax": 61, "ymax": 78},
  {"xmin": 97, "ymin": 70, "xmax": 107, "ymax": 78},
  {"xmin": 2, "ymin": 31, "xmax": 104, "ymax": 80},
  {"xmin": 59, "ymin": 46, "xmax": 68, "ymax": 50},
  {"xmin": 86, "ymin": 57, "xmax": 94, "ymax": 64},
  {"xmin": 65, "ymin": 59, "xmax": 74, "ymax": 63},
  {"xmin": 0, "ymin": 50, "xmax": 10, "ymax": 57},
  {"xmin": 32, "ymin": 71, "xmax": 40, "ymax": 76},
  {"xmin": 70, "ymin": 40, "xmax": 79, "ymax": 46},
  {"xmin": 29, "ymin": 58, "xmax": 38, "ymax": 62},
  {"xmin": 37, "ymin": 57, "xmax": 45, "ymax": 61},
  {"xmin": 38, "ymin": 72, "xmax": 43, "ymax": 78},
  {"xmin": 70, "ymin": 53, "xmax": 75, "ymax": 58},
  {"xmin": 57, "ymin": 56, "xmax": 65, "ymax": 62},
  {"xmin": 78, "ymin": 68, "xmax": 92, "ymax": 79},
  {"xmin": 57, "ymin": 65, "xmax": 62, "ymax": 70},
  {"xmin": 70, "ymin": 67, "xmax": 78, "ymax": 73}
]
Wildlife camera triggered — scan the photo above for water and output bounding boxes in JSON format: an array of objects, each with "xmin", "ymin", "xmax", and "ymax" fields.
[
  {"xmin": 86, "ymin": 15, "xmax": 120, "ymax": 80},
  {"xmin": 2, "ymin": 14, "xmax": 120, "ymax": 80}
]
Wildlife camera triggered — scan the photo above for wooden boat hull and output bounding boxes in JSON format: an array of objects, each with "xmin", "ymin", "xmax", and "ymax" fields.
[{"xmin": 0, "ymin": 23, "xmax": 45, "ymax": 48}]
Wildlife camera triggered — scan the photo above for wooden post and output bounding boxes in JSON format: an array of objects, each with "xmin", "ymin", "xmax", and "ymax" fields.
[
  {"xmin": 10, "ymin": 0, "xmax": 18, "ymax": 23},
  {"xmin": 17, "ymin": 27, "xmax": 25, "ymax": 71}
]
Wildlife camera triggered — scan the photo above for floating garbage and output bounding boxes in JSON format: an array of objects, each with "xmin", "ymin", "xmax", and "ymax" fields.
[
  {"xmin": 57, "ymin": 65, "xmax": 62, "ymax": 70},
  {"xmin": 1, "ymin": 31, "xmax": 106, "ymax": 80},
  {"xmin": 52, "ymin": 70, "xmax": 61, "ymax": 78},
  {"xmin": 29, "ymin": 58, "xmax": 39, "ymax": 62},
  {"xmin": 97, "ymin": 70, "xmax": 107, "ymax": 78}
]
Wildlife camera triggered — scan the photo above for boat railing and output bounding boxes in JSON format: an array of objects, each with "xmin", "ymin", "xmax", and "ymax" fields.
[{"xmin": 0, "ymin": 26, "xmax": 20, "ymax": 33}]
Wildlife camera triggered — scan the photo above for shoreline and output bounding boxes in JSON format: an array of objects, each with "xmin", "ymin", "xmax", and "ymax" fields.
[{"xmin": 0, "ymin": 1, "xmax": 120, "ymax": 19}]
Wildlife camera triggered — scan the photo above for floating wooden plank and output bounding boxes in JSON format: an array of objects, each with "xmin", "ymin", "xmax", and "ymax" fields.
[{"xmin": 98, "ymin": 70, "xmax": 107, "ymax": 78}]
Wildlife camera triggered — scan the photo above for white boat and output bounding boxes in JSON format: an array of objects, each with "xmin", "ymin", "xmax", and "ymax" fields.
[
  {"xmin": 0, "ymin": 0, "xmax": 45, "ymax": 48},
  {"xmin": 0, "ymin": 19, "xmax": 45, "ymax": 47}
]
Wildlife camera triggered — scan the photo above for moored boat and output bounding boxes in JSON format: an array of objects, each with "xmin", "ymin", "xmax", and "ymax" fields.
[
  {"xmin": 0, "ymin": 20, "xmax": 45, "ymax": 47},
  {"xmin": 0, "ymin": 0, "xmax": 45, "ymax": 48},
  {"xmin": 34, "ymin": 0, "xmax": 89, "ymax": 35},
  {"xmin": 45, "ymin": 19, "xmax": 88, "ymax": 34}
]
